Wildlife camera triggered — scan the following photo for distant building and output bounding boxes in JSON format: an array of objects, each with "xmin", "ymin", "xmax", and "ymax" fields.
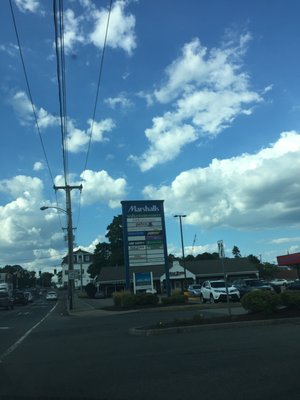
[
  {"xmin": 95, "ymin": 258, "xmax": 258, "ymax": 296},
  {"xmin": 61, "ymin": 249, "xmax": 94, "ymax": 289}
]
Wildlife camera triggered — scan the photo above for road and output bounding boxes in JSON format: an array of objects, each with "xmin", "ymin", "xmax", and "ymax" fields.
[
  {"xmin": 1, "ymin": 296, "xmax": 300, "ymax": 399},
  {"xmin": 0, "ymin": 294, "xmax": 58, "ymax": 362}
]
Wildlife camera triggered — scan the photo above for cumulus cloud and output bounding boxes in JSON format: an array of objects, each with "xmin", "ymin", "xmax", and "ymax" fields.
[
  {"xmin": 143, "ymin": 131, "xmax": 300, "ymax": 230},
  {"xmin": 131, "ymin": 34, "xmax": 264, "ymax": 171},
  {"xmin": 33, "ymin": 161, "xmax": 44, "ymax": 171},
  {"xmin": 66, "ymin": 118, "xmax": 115, "ymax": 153},
  {"xmin": 59, "ymin": 0, "xmax": 136, "ymax": 56},
  {"xmin": 89, "ymin": 0, "xmax": 136, "ymax": 55},
  {"xmin": 80, "ymin": 169, "xmax": 127, "ymax": 208},
  {"xmin": 63, "ymin": 9, "xmax": 85, "ymax": 54},
  {"xmin": 10, "ymin": 91, "xmax": 59, "ymax": 129},
  {"xmin": 0, "ymin": 176, "xmax": 44, "ymax": 246},
  {"xmin": 9, "ymin": 91, "xmax": 115, "ymax": 153}
]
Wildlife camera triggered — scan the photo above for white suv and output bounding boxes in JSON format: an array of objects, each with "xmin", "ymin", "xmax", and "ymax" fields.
[{"xmin": 201, "ymin": 280, "xmax": 240, "ymax": 303}]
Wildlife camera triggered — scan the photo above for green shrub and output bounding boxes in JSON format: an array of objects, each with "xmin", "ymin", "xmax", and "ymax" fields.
[
  {"xmin": 161, "ymin": 291, "xmax": 188, "ymax": 305},
  {"xmin": 135, "ymin": 293, "xmax": 159, "ymax": 306},
  {"xmin": 280, "ymin": 290, "xmax": 300, "ymax": 309},
  {"xmin": 85, "ymin": 283, "xmax": 97, "ymax": 298},
  {"xmin": 241, "ymin": 290, "xmax": 280, "ymax": 314},
  {"xmin": 112, "ymin": 291, "xmax": 135, "ymax": 308},
  {"xmin": 113, "ymin": 291, "xmax": 159, "ymax": 308}
]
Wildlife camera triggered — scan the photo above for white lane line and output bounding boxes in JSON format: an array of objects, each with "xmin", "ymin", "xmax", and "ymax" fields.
[
  {"xmin": 0, "ymin": 327, "xmax": 10, "ymax": 330},
  {"xmin": 0, "ymin": 302, "xmax": 58, "ymax": 363}
]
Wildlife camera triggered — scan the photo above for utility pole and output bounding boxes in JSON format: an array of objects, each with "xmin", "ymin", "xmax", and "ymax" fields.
[
  {"xmin": 54, "ymin": 184, "xmax": 82, "ymax": 310},
  {"xmin": 174, "ymin": 214, "xmax": 187, "ymax": 290}
]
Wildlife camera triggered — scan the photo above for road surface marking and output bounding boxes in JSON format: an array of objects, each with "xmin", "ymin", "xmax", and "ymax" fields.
[
  {"xmin": 0, "ymin": 327, "xmax": 10, "ymax": 330},
  {"xmin": 0, "ymin": 302, "xmax": 57, "ymax": 363}
]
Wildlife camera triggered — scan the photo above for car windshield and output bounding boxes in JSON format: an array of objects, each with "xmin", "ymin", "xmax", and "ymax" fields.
[{"xmin": 210, "ymin": 282, "xmax": 226, "ymax": 288}]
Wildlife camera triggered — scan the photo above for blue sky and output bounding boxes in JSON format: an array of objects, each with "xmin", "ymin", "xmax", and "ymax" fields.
[{"xmin": 1, "ymin": 0, "xmax": 300, "ymax": 273}]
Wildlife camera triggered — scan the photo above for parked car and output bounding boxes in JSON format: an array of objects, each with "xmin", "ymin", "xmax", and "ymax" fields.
[
  {"xmin": 270, "ymin": 279, "xmax": 288, "ymax": 286},
  {"xmin": 200, "ymin": 280, "xmax": 240, "ymax": 303},
  {"xmin": 0, "ymin": 291, "xmax": 14, "ymax": 310},
  {"xmin": 232, "ymin": 279, "xmax": 274, "ymax": 297},
  {"xmin": 286, "ymin": 281, "xmax": 300, "ymax": 291},
  {"xmin": 187, "ymin": 284, "xmax": 202, "ymax": 296},
  {"xmin": 46, "ymin": 291, "xmax": 58, "ymax": 301},
  {"xmin": 12, "ymin": 290, "xmax": 29, "ymax": 305}
]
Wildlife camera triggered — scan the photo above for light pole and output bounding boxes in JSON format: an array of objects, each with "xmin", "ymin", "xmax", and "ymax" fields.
[
  {"xmin": 40, "ymin": 205, "xmax": 75, "ymax": 310},
  {"xmin": 174, "ymin": 214, "xmax": 187, "ymax": 290}
]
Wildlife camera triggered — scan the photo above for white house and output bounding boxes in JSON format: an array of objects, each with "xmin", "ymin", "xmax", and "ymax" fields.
[{"xmin": 61, "ymin": 249, "xmax": 93, "ymax": 289}]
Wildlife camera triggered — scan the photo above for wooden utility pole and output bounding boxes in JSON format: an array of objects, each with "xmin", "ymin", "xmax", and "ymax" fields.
[{"xmin": 54, "ymin": 184, "xmax": 82, "ymax": 310}]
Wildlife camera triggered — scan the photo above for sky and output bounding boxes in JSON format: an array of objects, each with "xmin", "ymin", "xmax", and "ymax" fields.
[{"xmin": 1, "ymin": 0, "xmax": 300, "ymax": 274}]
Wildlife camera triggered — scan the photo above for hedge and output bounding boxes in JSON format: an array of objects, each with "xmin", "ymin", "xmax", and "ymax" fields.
[
  {"xmin": 241, "ymin": 290, "xmax": 280, "ymax": 314},
  {"xmin": 112, "ymin": 291, "xmax": 159, "ymax": 308}
]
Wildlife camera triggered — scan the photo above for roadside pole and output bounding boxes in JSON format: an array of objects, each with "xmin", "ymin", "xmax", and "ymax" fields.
[{"xmin": 217, "ymin": 240, "xmax": 232, "ymax": 317}]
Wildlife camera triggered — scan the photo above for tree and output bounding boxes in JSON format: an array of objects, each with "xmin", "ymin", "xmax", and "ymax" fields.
[
  {"xmin": 89, "ymin": 215, "xmax": 125, "ymax": 279},
  {"xmin": 232, "ymin": 246, "xmax": 241, "ymax": 258},
  {"xmin": 247, "ymin": 254, "xmax": 261, "ymax": 265},
  {"xmin": 257, "ymin": 262, "xmax": 279, "ymax": 280},
  {"xmin": 37, "ymin": 272, "xmax": 53, "ymax": 288},
  {"xmin": 195, "ymin": 252, "xmax": 219, "ymax": 260},
  {"xmin": 105, "ymin": 215, "xmax": 124, "ymax": 266},
  {"xmin": 88, "ymin": 242, "xmax": 111, "ymax": 278}
]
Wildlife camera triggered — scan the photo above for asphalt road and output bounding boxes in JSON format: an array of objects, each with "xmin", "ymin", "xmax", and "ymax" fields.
[
  {"xmin": 0, "ymin": 295, "xmax": 58, "ymax": 361},
  {"xmin": 1, "ymin": 296, "xmax": 300, "ymax": 399}
]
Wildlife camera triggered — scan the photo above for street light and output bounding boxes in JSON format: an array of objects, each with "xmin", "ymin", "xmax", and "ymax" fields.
[
  {"xmin": 174, "ymin": 214, "xmax": 187, "ymax": 290},
  {"xmin": 40, "ymin": 205, "xmax": 75, "ymax": 310}
]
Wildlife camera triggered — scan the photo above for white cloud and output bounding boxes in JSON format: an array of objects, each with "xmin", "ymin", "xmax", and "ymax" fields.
[
  {"xmin": 89, "ymin": 0, "xmax": 136, "ymax": 55},
  {"xmin": 0, "ymin": 176, "xmax": 44, "ymax": 246},
  {"xmin": 131, "ymin": 34, "xmax": 264, "ymax": 171},
  {"xmin": 129, "ymin": 119, "xmax": 197, "ymax": 171},
  {"xmin": 33, "ymin": 161, "xmax": 44, "ymax": 171},
  {"xmin": 104, "ymin": 93, "xmax": 133, "ymax": 110},
  {"xmin": 80, "ymin": 169, "xmax": 127, "ymax": 208},
  {"xmin": 63, "ymin": 9, "xmax": 85, "ymax": 54},
  {"xmin": 143, "ymin": 131, "xmax": 300, "ymax": 230},
  {"xmin": 14, "ymin": 0, "xmax": 42, "ymax": 14},
  {"xmin": 66, "ymin": 118, "xmax": 115, "ymax": 153},
  {"xmin": 270, "ymin": 237, "xmax": 300, "ymax": 245},
  {"xmin": 10, "ymin": 91, "xmax": 59, "ymax": 129},
  {"xmin": 9, "ymin": 91, "xmax": 115, "ymax": 153}
]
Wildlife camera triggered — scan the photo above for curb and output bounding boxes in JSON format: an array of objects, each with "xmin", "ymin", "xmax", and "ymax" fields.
[{"xmin": 129, "ymin": 316, "xmax": 300, "ymax": 336}]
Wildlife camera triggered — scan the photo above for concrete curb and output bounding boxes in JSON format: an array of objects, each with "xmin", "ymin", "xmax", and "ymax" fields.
[{"xmin": 129, "ymin": 316, "xmax": 300, "ymax": 336}]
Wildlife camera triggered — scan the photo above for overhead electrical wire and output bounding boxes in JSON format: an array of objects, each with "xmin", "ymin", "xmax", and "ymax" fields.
[
  {"xmin": 53, "ymin": 0, "xmax": 69, "ymax": 186},
  {"xmin": 9, "ymin": 0, "xmax": 64, "ymax": 230},
  {"xmin": 82, "ymin": 0, "xmax": 113, "ymax": 173},
  {"xmin": 9, "ymin": 0, "xmax": 55, "ymax": 185},
  {"xmin": 76, "ymin": 0, "xmax": 113, "ymax": 230}
]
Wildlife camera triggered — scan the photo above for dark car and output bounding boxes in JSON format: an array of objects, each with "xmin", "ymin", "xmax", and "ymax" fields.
[
  {"xmin": 232, "ymin": 279, "xmax": 274, "ymax": 298},
  {"xmin": 286, "ymin": 281, "xmax": 300, "ymax": 291},
  {"xmin": 12, "ymin": 290, "xmax": 29, "ymax": 305},
  {"xmin": 0, "ymin": 291, "xmax": 14, "ymax": 310}
]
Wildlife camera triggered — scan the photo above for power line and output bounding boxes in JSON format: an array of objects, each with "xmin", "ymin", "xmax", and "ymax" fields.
[
  {"xmin": 53, "ymin": 0, "xmax": 69, "ymax": 186},
  {"xmin": 10, "ymin": 0, "xmax": 64, "ymax": 230},
  {"xmin": 9, "ymin": 0, "xmax": 55, "ymax": 185},
  {"xmin": 83, "ymin": 0, "xmax": 113, "ymax": 173}
]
